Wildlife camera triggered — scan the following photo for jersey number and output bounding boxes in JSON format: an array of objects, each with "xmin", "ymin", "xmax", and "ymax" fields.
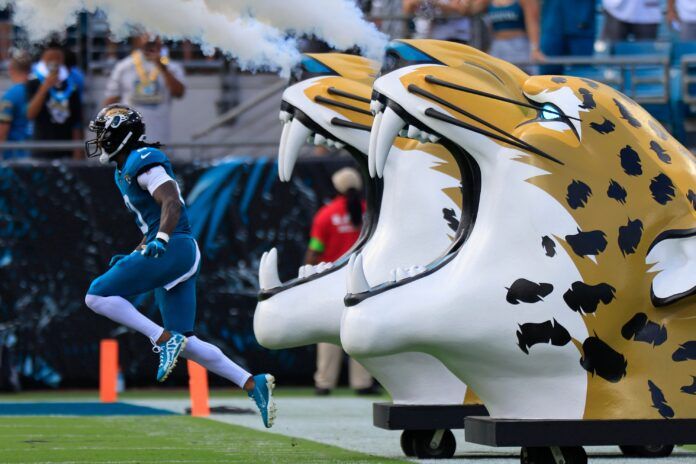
[{"xmin": 123, "ymin": 194, "xmax": 148, "ymax": 234}]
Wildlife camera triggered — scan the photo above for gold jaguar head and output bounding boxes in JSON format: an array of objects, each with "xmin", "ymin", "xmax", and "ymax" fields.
[{"xmin": 360, "ymin": 41, "xmax": 696, "ymax": 419}]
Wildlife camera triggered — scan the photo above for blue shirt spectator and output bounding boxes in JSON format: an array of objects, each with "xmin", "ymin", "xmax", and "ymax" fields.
[
  {"xmin": 26, "ymin": 43, "xmax": 83, "ymax": 159},
  {"xmin": 0, "ymin": 50, "xmax": 32, "ymax": 159},
  {"xmin": 539, "ymin": 0, "xmax": 596, "ymax": 75}
]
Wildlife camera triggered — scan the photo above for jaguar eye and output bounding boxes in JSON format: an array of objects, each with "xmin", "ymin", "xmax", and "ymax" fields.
[{"xmin": 540, "ymin": 102, "xmax": 563, "ymax": 121}]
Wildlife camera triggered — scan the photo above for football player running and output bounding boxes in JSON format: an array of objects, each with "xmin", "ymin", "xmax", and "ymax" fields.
[{"xmin": 84, "ymin": 104, "xmax": 276, "ymax": 427}]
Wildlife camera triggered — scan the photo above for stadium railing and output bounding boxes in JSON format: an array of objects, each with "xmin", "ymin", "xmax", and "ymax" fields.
[{"xmin": 0, "ymin": 140, "xmax": 280, "ymax": 162}]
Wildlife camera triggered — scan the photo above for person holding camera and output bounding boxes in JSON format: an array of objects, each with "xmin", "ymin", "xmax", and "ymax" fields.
[
  {"xmin": 26, "ymin": 42, "xmax": 83, "ymax": 159},
  {"xmin": 103, "ymin": 34, "xmax": 186, "ymax": 146}
]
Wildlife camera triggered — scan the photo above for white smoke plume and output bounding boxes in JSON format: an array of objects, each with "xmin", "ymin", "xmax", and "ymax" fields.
[
  {"xmin": 204, "ymin": 0, "xmax": 387, "ymax": 61},
  {"xmin": 1, "ymin": 0, "xmax": 387, "ymax": 75}
]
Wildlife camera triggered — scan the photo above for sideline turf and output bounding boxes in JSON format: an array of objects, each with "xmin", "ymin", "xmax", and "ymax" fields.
[
  {"xmin": 2, "ymin": 387, "xmax": 391, "ymax": 401},
  {"xmin": 0, "ymin": 416, "xmax": 405, "ymax": 464}
]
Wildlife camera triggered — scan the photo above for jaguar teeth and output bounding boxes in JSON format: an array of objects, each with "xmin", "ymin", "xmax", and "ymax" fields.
[
  {"xmin": 278, "ymin": 118, "xmax": 311, "ymax": 182},
  {"xmin": 407, "ymin": 125, "xmax": 421, "ymax": 139},
  {"xmin": 395, "ymin": 267, "xmax": 409, "ymax": 281},
  {"xmin": 347, "ymin": 254, "xmax": 370, "ymax": 294},
  {"xmin": 407, "ymin": 265, "xmax": 426, "ymax": 277},
  {"xmin": 278, "ymin": 110, "xmax": 292, "ymax": 123},
  {"xmin": 277, "ymin": 121, "xmax": 291, "ymax": 182},
  {"xmin": 368, "ymin": 110, "xmax": 383, "ymax": 178},
  {"xmin": 314, "ymin": 134, "xmax": 327, "ymax": 146},
  {"xmin": 316, "ymin": 261, "xmax": 333, "ymax": 272},
  {"xmin": 371, "ymin": 107, "xmax": 405, "ymax": 179},
  {"xmin": 259, "ymin": 248, "xmax": 281, "ymax": 290},
  {"xmin": 370, "ymin": 100, "xmax": 384, "ymax": 115}
]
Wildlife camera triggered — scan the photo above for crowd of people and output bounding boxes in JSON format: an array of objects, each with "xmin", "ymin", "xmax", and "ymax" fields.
[
  {"xmin": 0, "ymin": 34, "xmax": 186, "ymax": 160},
  {"xmin": 1, "ymin": 1, "xmax": 695, "ymax": 161},
  {"xmin": 402, "ymin": 0, "xmax": 696, "ymax": 73}
]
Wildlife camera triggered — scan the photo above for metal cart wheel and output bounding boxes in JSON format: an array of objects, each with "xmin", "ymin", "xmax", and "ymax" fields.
[
  {"xmin": 619, "ymin": 444, "xmax": 674, "ymax": 458},
  {"xmin": 411, "ymin": 429, "xmax": 457, "ymax": 459},
  {"xmin": 399, "ymin": 430, "xmax": 416, "ymax": 457}
]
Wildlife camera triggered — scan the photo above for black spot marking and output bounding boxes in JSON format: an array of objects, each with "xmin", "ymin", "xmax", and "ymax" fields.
[
  {"xmin": 578, "ymin": 88, "xmax": 596, "ymax": 109},
  {"xmin": 621, "ymin": 313, "xmax": 667, "ymax": 346},
  {"xmin": 516, "ymin": 319, "xmax": 571, "ymax": 354},
  {"xmin": 580, "ymin": 336, "xmax": 627, "ymax": 382},
  {"xmin": 505, "ymin": 278, "xmax": 554, "ymax": 305},
  {"xmin": 688, "ymin": 190, "xmax": 696, "ymax": 211},
  {"xmin": 590, "ymin": 118, "xmax": 615, "ymax": 134},
  {"xmin": 648, "ymin": 380, "xmax": 675, "ymax": 418},
  {"xmin": 607, "ymin": 180, "xmax": 627, "ymax": 204},
  {"xmin": 566, "ymin": 180, "xmax": 592, "ymax": 209},
  {"xmin": 618, "ymin": 218, "xmax": 643, "ymax": 256},
  {"xmin": 649, "ymin": 140, "xmax": 671, "ymax": 164},
  {"xmin": 619, "ymin": 145, "xmax": 642, "ymax": 176},
  {"xmin": 673, "ymin": 341, "xmax": 696, "ymax": 362},
  {"xmin": 648, "ymin": 119, "xmax": 668, "ymax": 141},
  {"xmin": 581, "ymin": 78, "xmax": 599, "ymax": 89},
  {"xmin": 565, "ymin": 229, "xmax": 608, "ymax": 257},
  {"xmin": 563, "ymin": 282, "xmax": 616, "ymax": 314},
  {"xmin": 681, "ymin": 376, "xmax": 696, "ymax": 395},
  {"xmin": 650, "ymin": 173, "xmax": 675, "ymax": 205},
  {"xmin": 614, "ymin": 98, "xmax": 641, "ymax": 128},
  {"xmin": 541, "ymin": 236, "xmax": 556, "ymax": 257},
  {"xmin": 551, "ymin": 76, "xmax": 567, "ymax": 83},
  {"xmin": 442, "ymin": 208, "xmax": 459, "ymax": 233}
]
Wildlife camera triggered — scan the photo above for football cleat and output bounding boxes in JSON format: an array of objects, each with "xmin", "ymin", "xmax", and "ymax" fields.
[
  {"xmin": 154, "ymin": 332, "xmax": 187, "ymax": 382},
  {"xmin": 247, "ymin": 373, "xmax": 277, "ymax": 428}
]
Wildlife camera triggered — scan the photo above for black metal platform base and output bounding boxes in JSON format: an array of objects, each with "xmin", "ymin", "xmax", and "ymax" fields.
[
  {"xmin": 464, "ymin": 416, "xmax": 696, "ymax": 447},
  {"xmin": 373, "ymin": 402, "xmax": 489, "ymax": 430}
]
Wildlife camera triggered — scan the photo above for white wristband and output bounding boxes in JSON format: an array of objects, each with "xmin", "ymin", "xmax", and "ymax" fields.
[{"xmin": 156, "ymin": 231, "xmax": 170, "ymax": 243}]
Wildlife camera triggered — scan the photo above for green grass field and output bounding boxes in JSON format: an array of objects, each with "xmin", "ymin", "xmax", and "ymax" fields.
[
  {"xmin": 2, "ymin": 387, "xmax": 390, "ymax": 401},
  {"xmin": 0, "ymin": 416, "xmax": 405, "ymax": 464}
]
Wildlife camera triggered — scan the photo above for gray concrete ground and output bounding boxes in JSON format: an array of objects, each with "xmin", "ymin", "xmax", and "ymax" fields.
[{"xmin": 131, "ymin": 397, "xmax": 696, "ymax": 464}]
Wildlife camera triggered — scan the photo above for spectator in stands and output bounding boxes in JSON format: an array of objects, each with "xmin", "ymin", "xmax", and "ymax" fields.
[
  {"xmin": 308, "ymin": 168, "xmax": 377, "ymax": 396},
  {"xmin": 403, "ymin": 0, "xmax": 489, "ymax": 44},
  {"xmin": 0, "ymin": 50, "xmax": 32, "ymax": 160},
  {"xmin": 26, "ymin": 43, "xmax": 83, "ymax": 160},
  {"xmin": 668, "ymin": 0, "xmax": 696, "ymax": 40},
  {"xmin": 104, "ymin": 34, "xmax": 186, "ymax": 145},
  {"xmin": 539, "ymin": 0, "xmax": 595, "ymax": 75},
  {"xmin": 372, "ymin": 0, "xmax": 410, "ymax": 39},
  {"xmin": 602, "ymin": 0, "xmax": 662, "ymax": 42},
  {"xmin": 486, "ymin": 0, "xmax": 543, "ymax": 70}
]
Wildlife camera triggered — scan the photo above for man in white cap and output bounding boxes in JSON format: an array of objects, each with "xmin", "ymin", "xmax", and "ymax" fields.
[{"xmin": 305, "ymin": 167, "xmax": 377, "ymax": 395}]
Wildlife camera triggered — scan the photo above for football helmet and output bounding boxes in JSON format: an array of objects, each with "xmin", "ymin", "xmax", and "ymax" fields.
[{"xmin": 85, "ymin": 104, "xmax": 145, "ymax": 164}]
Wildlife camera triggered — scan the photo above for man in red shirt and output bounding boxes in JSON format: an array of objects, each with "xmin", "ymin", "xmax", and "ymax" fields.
[{"xmin": 306, "ymin": 167, "xmax": 376, "ymax": 395}]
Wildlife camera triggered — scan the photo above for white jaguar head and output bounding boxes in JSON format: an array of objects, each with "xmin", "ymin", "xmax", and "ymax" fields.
[
  {"xmin": 254, "ymin": 53, "xmax": 378, "ymax": 348},
  {"xmin": 253, "ymin": 49, "xmax": 472, "ymax": 405}
]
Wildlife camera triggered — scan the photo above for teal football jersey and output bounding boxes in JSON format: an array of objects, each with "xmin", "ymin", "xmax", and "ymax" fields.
[{"xmin": 114, "ymin": 147, "xmax": 192, "ymax": 242}]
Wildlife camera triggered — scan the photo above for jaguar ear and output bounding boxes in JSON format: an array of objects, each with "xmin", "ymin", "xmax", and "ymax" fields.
[{"xmin": 646, "ymin": 230, "xmax": 696, "ymax": 306}]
